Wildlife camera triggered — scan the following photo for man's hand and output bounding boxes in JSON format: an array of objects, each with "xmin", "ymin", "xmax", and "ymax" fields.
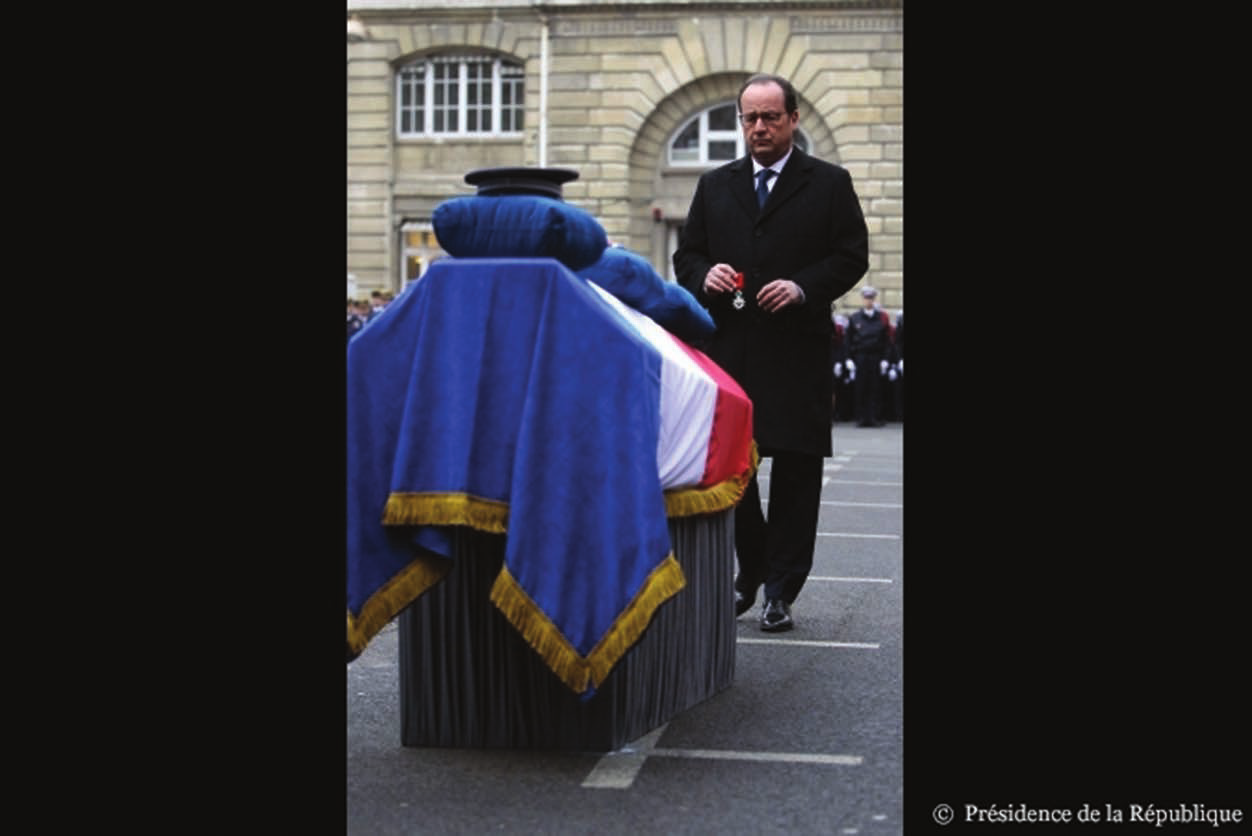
[
  {"xmin": 757, "ymin": 279, "xmax": 805, "ymax": 313},
  {"xmin": 702, "ymin": 263, "xmax": 738, "ymax": 296}
]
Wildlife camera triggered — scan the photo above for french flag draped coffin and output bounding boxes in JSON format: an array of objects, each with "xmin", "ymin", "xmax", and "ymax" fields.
[{"xmin": 345, "ymin": 257, "xmax": 754, "ymax": 697}]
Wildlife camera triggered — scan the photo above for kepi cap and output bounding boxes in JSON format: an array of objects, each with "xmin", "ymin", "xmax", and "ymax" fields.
[
  {"xmin": 464, "ymin": 166, "xmax": 579, "ymax": 199},
  {"xmin": 860, "ymin": 286, "xmax": 878, "ymax": 298}
]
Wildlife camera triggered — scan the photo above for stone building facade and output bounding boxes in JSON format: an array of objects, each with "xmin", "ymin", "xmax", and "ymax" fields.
[{"xmin": 347, "ymin": 0, "xmax": 902, "ymax": 315}]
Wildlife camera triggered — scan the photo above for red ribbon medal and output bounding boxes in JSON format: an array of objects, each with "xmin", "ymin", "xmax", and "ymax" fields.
[{"xmin": 732, "ymin": 271, "xmax": 745, "ymax": 309}]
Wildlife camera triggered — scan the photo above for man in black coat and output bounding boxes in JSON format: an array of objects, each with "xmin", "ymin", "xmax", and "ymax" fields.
[
  {"xmin": 674, "ymin": 73, "xmax": 869, "ymax": 632},
  {"xmin": 846, "ymin": 286, "xmax": 893, "ymax": 427}
]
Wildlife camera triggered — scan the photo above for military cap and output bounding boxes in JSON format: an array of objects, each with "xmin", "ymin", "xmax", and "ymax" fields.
[{"xmin": 464, "ymin": 166, "xmax": 579, "ymax": 199}]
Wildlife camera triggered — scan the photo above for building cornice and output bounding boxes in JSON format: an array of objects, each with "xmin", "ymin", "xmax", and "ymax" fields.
[{"xmin": 348, "ymin": 1, "xmax": 902, "ymax": 15}]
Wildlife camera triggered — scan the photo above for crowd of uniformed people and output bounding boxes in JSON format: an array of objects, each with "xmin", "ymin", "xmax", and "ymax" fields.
[{"xmin": 345, "ymin": 290, "xmax": 395, "ymax": 344}]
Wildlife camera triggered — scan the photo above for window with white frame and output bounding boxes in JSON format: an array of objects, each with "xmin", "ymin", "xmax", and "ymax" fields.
[
  {"xmin": 668, "ymin": 101, "xmax": 809, "ymax": 166},
  {"xmin": 397, "ymin": 55, "xmax": 524, "ymax": 137}
]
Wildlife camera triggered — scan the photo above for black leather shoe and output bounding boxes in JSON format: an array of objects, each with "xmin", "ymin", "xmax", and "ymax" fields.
[
  {"xmin": 734, "ymin": 587, "xmax": 756, "ymax": 617},
  {"xmin": 761, "ymin": 599, "xmax": 793, "ymax": 632}
]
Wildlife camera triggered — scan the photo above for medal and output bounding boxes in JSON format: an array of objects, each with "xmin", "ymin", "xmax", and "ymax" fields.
[{"xmin": 732, "ymin": 271, "xmax": 746, "ymax": 309}]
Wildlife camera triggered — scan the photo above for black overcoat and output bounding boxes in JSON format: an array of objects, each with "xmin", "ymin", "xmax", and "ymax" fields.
[{"xmin": 673, "ymin": 149, "xmax": 869, "ymax": 456}]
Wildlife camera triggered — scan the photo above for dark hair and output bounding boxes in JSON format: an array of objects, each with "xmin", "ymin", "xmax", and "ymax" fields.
[{"xmin": 738, "ymin": 73, "xmax": 798, "ymax": 115}]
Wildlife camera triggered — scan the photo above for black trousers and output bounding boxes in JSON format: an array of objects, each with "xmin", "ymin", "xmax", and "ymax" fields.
[
  {"xmin": 733, "ymin": 451, "xmax": 824, "ymax": 604},
  {"xmin": 853, "ymin": 351, "xmax": 884, "ymax": 425}
]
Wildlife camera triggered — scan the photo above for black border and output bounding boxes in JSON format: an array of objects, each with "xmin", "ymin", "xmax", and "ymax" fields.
[
  {"xmin": 18, "ymin": 10, "xmax": 349, "ymax": 834},
  {"xmin": 905, "ymin": 10, "xmax": 1248, "ymax": 833}
]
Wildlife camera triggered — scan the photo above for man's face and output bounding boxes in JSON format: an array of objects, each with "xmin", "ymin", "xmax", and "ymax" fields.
[
  {"xmin": 863, "ymin": 295, "xmax": 876, "ymax": 310},
  {"xmin": 739, "ymin": 81, "xmax": 797, "ymax": 167}
]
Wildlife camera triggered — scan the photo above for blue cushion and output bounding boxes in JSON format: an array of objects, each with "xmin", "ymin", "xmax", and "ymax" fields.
[
  {"xmin": 432, "ymin": 195, "xmax": 608, "ymax": 271},
  {"xmin": 577, "ymin": 246, "xmax": 716, "ymax": 343}
]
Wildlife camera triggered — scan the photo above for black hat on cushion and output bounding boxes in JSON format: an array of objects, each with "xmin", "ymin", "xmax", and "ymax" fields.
[{"xmin": 465, "ymin": 166, "xmax": 579, "ymax": 199}]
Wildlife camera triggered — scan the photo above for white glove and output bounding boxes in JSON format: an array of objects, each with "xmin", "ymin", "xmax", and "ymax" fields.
[
  {"xmin": 898, "ymin": 359, "xmax": 903, "ymax": 376},
  {"xmin": 887, "ymin": 368, "xmax": 898, "ymax": 382},
  {"xmin": 848, "ymin": 367, "xmax": 856, "ymax": 382},
  {"xmin": 880, "ymin": 359, "xmax": 889, "ymax": 375},
  {"xmin": 833, "ymin": 362, "xmax": 843, "ymax": 378},
  {"xmin": 846, "ymin": 359, "xmax": 856, "ymax": 372}
]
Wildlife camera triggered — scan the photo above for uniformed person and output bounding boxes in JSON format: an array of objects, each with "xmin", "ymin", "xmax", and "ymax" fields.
[{"xmin": 846, "ymin": 286, "xmax": 893, "ymax": 427}]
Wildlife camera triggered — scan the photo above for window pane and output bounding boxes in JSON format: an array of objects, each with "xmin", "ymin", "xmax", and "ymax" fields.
[
  {"xmin": 463, "ymin": 58, "xmax": 489, "ymax": 134},
  {"xmin": 708, "ymin": 140, "xmax": 736, "ymax": 160},
  {"xmin": 708, "ymin": 104, "xmax": 737, "ymax": 131},
  {"xmin": 431, "ymin": 62, "xmax": 456, "ymax": 132},
  {"xmin": 398, "ymin": 66, "xmax": 427, "ymax": 136},
  {"xmin": 672, "ymin": 119, "xmax": 700, "ymax": 151},
  {"xmin": 504, "ymin": 85, "xmax": 522, "ymax": 130},
  {"xmin": 501, "ymin": 62, "xmax": 523, "ymax": 132}
]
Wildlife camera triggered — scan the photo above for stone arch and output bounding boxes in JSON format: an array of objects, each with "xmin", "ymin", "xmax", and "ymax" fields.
[
  {"xmin": 383, "ymin": 16, "xmax": 534, "ymax": 68},
  {"xmin": 625, "ymin": 72, "xmax": 841, "ymax": 274}
]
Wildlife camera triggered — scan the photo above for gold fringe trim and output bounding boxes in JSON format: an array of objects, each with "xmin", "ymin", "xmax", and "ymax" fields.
[
  {"xmin": 382, "ymin": 492, "xmax": 510, "ymax": 534},
  {"xmin": 587, "ymin": 554, "xmax": 686, "ymax": 687},
  {"xmin": 347, "ymin": 551, "xmax": 451, "ymax": 658},
  {"xmin": 488, "ymin": 566, "xmax": 591, "ymax": 693},
  {"xmin": 488, "ymin": 553, "xmax": 687, "ymax": 693},
  {"xmin": 663, "ymin": 441, "xmax": 762, "ymax": 518}
]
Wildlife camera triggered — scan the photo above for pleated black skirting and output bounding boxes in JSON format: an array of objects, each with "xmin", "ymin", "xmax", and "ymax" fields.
[{"xmin": 398, "ymin": 510, "xmax": 736, "ymax": 751}]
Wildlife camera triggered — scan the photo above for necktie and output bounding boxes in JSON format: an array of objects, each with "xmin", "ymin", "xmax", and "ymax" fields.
[{"xmin": 756, "ymin": 168, "xmax": 775, "ymax": 208}]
